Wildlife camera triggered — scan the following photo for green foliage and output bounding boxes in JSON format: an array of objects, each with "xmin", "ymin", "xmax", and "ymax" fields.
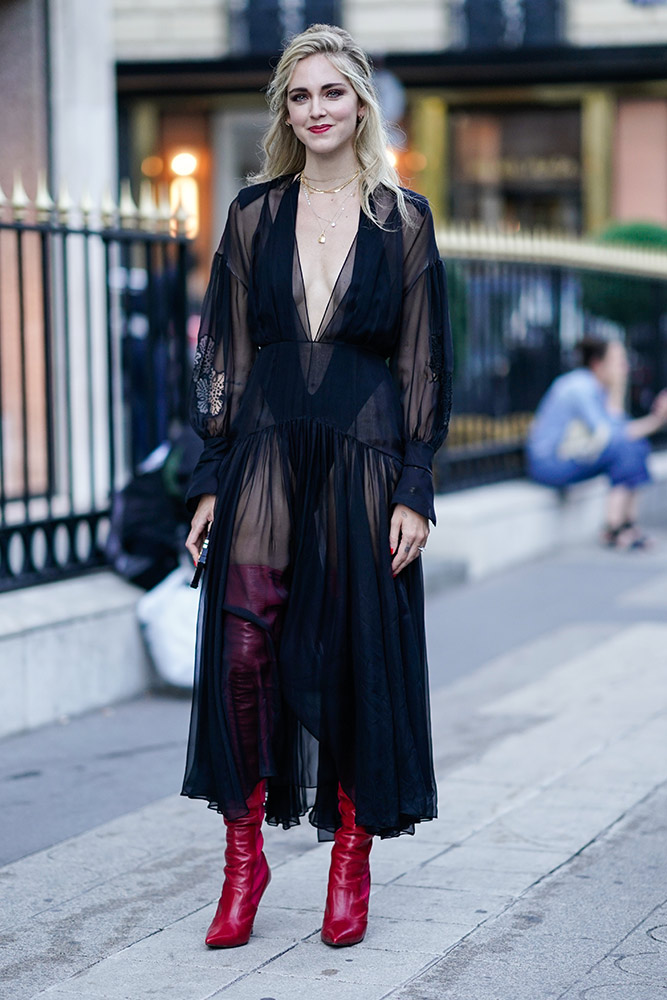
[
  {"xmin": 596, "ymin": 220, "xmax": 667, "ymax": 249},
  {"xmin": 582, "ymin": 221, "xmax": 667, "ymax": 328}
]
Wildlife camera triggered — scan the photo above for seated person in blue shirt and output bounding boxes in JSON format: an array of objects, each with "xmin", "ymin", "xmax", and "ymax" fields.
[{"xmin": 527, "ymin": 337, "xmax": 667, "ymax": 548}]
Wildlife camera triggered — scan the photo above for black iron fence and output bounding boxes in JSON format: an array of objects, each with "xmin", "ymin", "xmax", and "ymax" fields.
[
  {"xmin": 0, "ymin": 178, "xmax": 190, "ymax": 591},
  {"xmin": 3, "ymin": 182, "xmax": 667, "ymax": 590},
  {"xmin": 436, "ymin": 229, "xmax": 667, "ymax": 491}
]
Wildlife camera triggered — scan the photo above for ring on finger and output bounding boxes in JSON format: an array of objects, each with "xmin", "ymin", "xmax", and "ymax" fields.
[{"xmin": 417, "ymin": 545, "xmax": 426, "ymax": 552}]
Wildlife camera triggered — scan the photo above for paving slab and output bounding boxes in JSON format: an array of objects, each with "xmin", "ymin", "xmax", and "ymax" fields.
[
  {"xmin": 211, "ymin": 973, "xmax": 384, "ymax": 1000},
  {"xmin": 391, "ymin": 783, "xmax": 667, "ymax": 1000},
  {"xmin": 5, "ymin": 614, "xmax": 666, "ymax": 1000},
  {"xmin": 3, "ymin": 538, "xmax": 667, "ymax": 1000}
]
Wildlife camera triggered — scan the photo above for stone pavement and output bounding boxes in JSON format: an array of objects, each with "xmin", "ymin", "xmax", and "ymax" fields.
[{"xmin": 2, "ymin": 537, "xmax": 667, "ymax": 1000}]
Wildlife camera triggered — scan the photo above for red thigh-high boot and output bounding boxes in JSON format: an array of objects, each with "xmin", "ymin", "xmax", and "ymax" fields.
[
  {"xmin": 205, "ymin": 781, "xmax": 271, "ymax": 948},
  {"xmin": 321, "ymin": 783, "xmax": 373, "ymax": 947}
]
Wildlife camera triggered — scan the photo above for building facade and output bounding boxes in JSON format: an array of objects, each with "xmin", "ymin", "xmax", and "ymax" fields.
[
  {"xmin": 111, "ymin": 0, "xmax": 667, "ymax": 290},
  {"xmin": 1, "ymin": 0, "xmax": 666, "ymax": 594}
]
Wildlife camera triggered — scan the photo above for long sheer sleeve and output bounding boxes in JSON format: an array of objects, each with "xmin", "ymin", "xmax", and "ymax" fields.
[
  {"xmin": 185, "ymin": 197, "xmax": 257, "ymax": 512},
  {"xmin": 389, "ymin": 199, "xmax": 454, "ymax": 525}
]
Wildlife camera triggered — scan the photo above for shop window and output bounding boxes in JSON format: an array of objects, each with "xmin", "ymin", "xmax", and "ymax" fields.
[
  {"xmin": 449, "ymin": 106, "xmax": 581, "ymax": 232},
  {"xmin": 230, "ymin": 0, "xmax": 341, "ymax": 54},
  {"xmin": 463, "ymin": 0, "xmax": 562, "ymax": 49}
]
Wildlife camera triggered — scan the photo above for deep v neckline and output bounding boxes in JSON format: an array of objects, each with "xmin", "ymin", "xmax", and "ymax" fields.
[{"xmin": 292, "ymin": 176, "xmax": 362, "ymax": 341}]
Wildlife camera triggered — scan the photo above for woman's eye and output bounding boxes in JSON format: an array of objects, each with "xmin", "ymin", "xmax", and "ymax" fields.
[
  {"xmin": 290, "ymin": 94, "xmax": 306, "ymax": 103},
  {"xmin": 326, "ymin": 89, "xmax": 343, "ymax": 98}
]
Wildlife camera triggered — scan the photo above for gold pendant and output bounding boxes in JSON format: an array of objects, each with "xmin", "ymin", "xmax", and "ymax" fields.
[{"xmin": 318, "ymin": 233, "xmax": 326, "ymax": 244}]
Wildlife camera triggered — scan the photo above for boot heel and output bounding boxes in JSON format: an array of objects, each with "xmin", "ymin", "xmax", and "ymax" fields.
[{"xmin": 250, "ymin": 854, "xmax": 271, "ymax": 908}]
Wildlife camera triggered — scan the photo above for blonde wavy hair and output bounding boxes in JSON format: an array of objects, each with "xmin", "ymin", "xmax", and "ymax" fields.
[{"xmin": 251, "ymin": 23, "xmax": 410, "ymax": 228}]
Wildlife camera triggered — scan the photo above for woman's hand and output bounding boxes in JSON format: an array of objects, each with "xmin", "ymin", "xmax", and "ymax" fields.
[
  {"xmin": 185, "ymin": 494, "xmax": 216, "ymax": 565},
  {"xmin": 389, "ymin": 504, "xmax": 429, "ymax": 577}
]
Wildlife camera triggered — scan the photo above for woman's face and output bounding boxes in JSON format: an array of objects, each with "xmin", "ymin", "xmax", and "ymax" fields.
[
  {"xmin": 594, "ymin": 341, "xmax": 629, "ymax": 388},
  {"xmin": 285, "ymin": 54, "xmax": 362, "ymax": 160}
]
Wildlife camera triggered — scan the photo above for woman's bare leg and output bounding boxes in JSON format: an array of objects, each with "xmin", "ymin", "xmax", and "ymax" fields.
[
  {"xmin": 605, "ymin": 485, "xmax": 632, "ymax": 530},
  {"xmin": 604, "ymin": 486, "xmax": 648, "ymax": 547}
]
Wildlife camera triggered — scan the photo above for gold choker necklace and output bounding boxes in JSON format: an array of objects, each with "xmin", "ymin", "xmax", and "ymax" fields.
[{"xmin": 301, "ymin": 169, "xmax": 360, "ymax": 195}]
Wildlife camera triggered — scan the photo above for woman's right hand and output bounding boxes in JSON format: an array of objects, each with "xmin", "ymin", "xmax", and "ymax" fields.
[{"xmin": 185, "ymin": 494, "xmax": 216, "ymax": 565}]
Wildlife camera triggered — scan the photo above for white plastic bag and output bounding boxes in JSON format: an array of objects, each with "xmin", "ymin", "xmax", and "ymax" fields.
[{"xmin": 137, "ymin": 563, "xmax": 199, "ymax": 689}]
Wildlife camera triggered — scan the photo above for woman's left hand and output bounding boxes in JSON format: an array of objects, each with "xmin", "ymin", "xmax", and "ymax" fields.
[{"xmin": 389, "ymin": 504, "xmax": 429, "ymax": 577}]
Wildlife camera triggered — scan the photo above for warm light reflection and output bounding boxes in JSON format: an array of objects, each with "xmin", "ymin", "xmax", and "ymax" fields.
[
  {"xmin": 386, "ymin": 147, "xmax": 398, "ymax": 168},
  {"xmin": 141, "ymin": 155, "xmax": 163, "ymax": 178},
  {"xmin": 171, "ymin": 152, "xmax": 198, "ymax": 177},
  {"xmin": 404, "ymin": 150, "xmax": 428, "ymax": 173}
]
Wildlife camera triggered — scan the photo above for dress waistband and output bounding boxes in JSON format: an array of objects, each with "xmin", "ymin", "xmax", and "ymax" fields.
[{"xmin": 258, "ymin": 339, "xmax": 389, "ymax": 362}]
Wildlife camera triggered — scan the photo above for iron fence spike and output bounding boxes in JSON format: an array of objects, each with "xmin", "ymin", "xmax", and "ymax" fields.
[
  {"xmin": 57, "ymin": 181, "xmax": 73, "ymax": 223},
  {"xmin": 119, "ymin": 178, "xmax": 138, "ymax": 228},
  {"xmin": 12, "ymin": 169, "xmax": 31, "ymax": 220},
  {"xmin": 138, "ymin": 179, "xmax": 157, "ymax": 231},
  {"xmin": 100, "ymin": 186, "xmax": 117, "ymax": 227},
  {"xmin": 172, "ymin": 188, "xmax": 189, "ymax": 236},
  {"xmin": 156, "ymin": 183, "xmax": 171, "ymax": 232},
  {"xmin": 35, "ymin": 170, "xmax": 55, "ymax": 221},
  {"xmin": 80, "ymin": 188, "xmax": 94, "ymax": 223}
]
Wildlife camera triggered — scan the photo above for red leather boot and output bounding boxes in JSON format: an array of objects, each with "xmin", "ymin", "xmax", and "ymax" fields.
[
  {"xmin": 205, "ymin": 781, "xmax": 271, "ymax": 948},
  {"xmin": 321, "ymin": 783, "xmax": 373, "ymax": 947}
]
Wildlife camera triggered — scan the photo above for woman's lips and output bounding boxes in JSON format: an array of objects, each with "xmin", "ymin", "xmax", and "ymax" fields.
[{"xmin": 308, "ymin": 124, "xmax": 332, "ymax": 133}]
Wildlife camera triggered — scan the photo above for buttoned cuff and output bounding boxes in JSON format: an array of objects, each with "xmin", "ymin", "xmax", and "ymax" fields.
[{"xmin": 391, "ymin": 442, "xmax": 436, "ymax": 525}]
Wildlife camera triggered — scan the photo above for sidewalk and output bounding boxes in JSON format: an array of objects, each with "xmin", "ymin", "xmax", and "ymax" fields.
[{"xmin": 2, "ymin": 535, "xmax": 667, "ymax": 1000}]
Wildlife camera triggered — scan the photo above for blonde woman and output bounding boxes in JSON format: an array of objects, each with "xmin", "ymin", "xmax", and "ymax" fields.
[{"xmin": 183, "ymin": 23, "xmax": 453, "ymax": 949}]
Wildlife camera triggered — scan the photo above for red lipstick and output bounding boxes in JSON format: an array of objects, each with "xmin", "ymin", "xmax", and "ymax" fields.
[{"xmin": 308, "ymin": 124, "xmax": 332, "ymax": 133}]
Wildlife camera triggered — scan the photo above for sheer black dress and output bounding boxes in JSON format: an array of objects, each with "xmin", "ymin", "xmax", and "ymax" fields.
[{"xmin": 181, "ymin": 175, "xmax": 453, "ymax": 840}]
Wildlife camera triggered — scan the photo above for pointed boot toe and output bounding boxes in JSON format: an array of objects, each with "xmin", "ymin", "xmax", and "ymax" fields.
[{"xmin": 320, "ymin": 914, "xmax": 368, "ymax": 947}]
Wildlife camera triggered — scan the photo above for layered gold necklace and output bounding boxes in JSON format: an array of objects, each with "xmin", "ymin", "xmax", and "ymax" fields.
[
  {"xmin": 301, "ymin": 169, "xmax": 360, "ymax": 195},
  {"xmin": 299, "ymin": 173, "xmax": 359, "ymax": 245}
]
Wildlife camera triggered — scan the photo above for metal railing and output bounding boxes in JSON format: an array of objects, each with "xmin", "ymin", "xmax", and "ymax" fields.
[
  {"xmin": 436, "ymin": 226, "xmax": 667, "ymax": 491},
  {"xmin": 3, "ymin": 170, "xmax": 666, "ymax": 588},
  {"xmin": 0, "ymin": 173, "xmax": 190, "ymax": 591}
]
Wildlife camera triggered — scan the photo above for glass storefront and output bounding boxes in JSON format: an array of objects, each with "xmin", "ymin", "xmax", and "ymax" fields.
[{"xmin": 448, "ymin": 105, "xmax": 582, "ymax": 231}]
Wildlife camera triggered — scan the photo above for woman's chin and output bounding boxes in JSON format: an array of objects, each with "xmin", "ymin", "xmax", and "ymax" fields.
[{"xmin": 299, "ymin": 131, "xmax": 356, "ymax": 158}]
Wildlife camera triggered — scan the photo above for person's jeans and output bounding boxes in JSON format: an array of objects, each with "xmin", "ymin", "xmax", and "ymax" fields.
[{"xmin": 528, "ymin": 436, "xmax": 651, "ymax": 490}]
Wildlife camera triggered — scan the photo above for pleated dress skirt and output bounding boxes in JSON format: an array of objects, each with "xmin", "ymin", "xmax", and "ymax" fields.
[{"xmin": 181, "ymin": 338, "xmax": 438, "ymax": 840}]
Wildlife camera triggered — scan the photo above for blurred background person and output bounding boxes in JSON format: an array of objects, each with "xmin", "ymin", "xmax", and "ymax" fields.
[{"xmin": 526, "ymin": 337, "xmax": 667, "ymax": 549}]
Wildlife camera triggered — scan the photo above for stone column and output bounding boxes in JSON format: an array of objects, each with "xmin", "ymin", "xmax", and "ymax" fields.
[
  {"xmin": 581, "ymin": 90, "xmax": 615, "ymax": 235},
  {"xmin": 46, "ymin": 0, "xmax": 119, "ymax": 505},
  {"xmin": 410, "ymin": 95, "xmax": 449, "ymax": 225},
  {"xmin": 48, "ymin": 0, "xmax": 117, "ymax": 203},
  {"xmin": 0, "ymin": 0, "xmax": 50, "ymax": 195}
]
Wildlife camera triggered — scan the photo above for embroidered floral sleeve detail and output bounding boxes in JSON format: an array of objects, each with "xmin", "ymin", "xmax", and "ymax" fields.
[
  {"xmin": 193, "ymin": 334, "xmax": 226, "ymax": 417},
  {"xmin": 192, "ymin": 335, "xmax": 216, "ymax": 381},
  {"xmin": 196, "ymin": 369, "xmax": 226, "ymax": 416}
]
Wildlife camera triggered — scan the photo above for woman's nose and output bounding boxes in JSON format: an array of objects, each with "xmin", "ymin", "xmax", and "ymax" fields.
[{"xmin": 310, "ymin": 98, "xmax": 325, "ymax": 118}]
